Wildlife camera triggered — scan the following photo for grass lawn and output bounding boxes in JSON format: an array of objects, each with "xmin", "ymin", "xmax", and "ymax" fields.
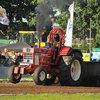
[
  {"xmin": 0, "ymin": 93, "xmax": 100, "ymax": 100},
  {"xmin": 0, "ymin": 77, "xmax": 33, "ymax": 81}
]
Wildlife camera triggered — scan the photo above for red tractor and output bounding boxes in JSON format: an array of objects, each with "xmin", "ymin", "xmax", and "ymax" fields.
[{"xmin": 8, "ymin": 28, "xmax": 84, "ymax": 86}]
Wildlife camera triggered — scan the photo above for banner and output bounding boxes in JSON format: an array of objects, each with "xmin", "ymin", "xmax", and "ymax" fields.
[
  {"xmin": 0, "ymin": 6, "xmax": 9, "ymax": 25},
  {"xmin": 64, "ymin": 3, "xmax": 74, "ymax": 47}
]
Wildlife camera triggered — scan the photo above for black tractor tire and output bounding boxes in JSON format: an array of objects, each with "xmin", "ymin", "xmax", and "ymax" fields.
[
  {"xmin": 58, "ymin": 52, "xmax": 84, "ymax": 86},
  {"xmin": 33, "ymin": 67, "xmax": 47, "ymax": 85},
  {"xmin": 8, "ymin": 65, "xmax": 22, "ymax": 84},
  {"xmin": 44, "ymin": 74, "xmax": 56, "ymax": 85},
  {"xmin": 97, "ymin": 75, "xmax": 100, "ymax": 86}
]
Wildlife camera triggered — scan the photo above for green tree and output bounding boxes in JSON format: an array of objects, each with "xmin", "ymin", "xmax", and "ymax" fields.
[
  {"xmin": 95, "ymin": 33, "xmax": 100, "ymax": 47},
  {"xmin": 28, "ymin": 0, "xmax": 45, "ymax": 27},
  {"xmin": 56, "ymin": 0, "xmax": 100, "ymax": 49},
  {"xmin": 0, "ymin": 0, "xmax": 35, "ymax": 39},
  {"xmin": 78, "ymin": 40, "xmax": 89, "ymax": 51},
  {"xmin": 86, "ymin": 0, "xmax": 100, "ymax": 39},
  {"xmin": 56, "ymin": 4, "xmax": 69, "ymax": 32},
  {"xmin": 56, "ymin": 2, "xmax": 88, "ymax": 39}
]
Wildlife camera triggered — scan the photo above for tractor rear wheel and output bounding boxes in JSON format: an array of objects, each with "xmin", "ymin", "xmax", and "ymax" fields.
[
  {"xmin": 33, "ymin": 67, "xmax": 47, "ymax": 85},
  {"xmin": 8, "ymin": 65, "xmax": 22, "ymax": 83},
  {"xmin": 58, "ymin": 52, "xmax": 84, "ymax": 86}
]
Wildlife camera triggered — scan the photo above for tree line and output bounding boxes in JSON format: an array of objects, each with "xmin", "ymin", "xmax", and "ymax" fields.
[
  {"xmin": 56, "ymin": 0, "xmax": 100, "ymax": 51},
  {"xmin": 0, "ymin": 0, "xmax": 100, "ymax": 51}
]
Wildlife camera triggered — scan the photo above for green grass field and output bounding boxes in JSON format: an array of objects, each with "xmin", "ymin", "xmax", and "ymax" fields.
[
  {"xmin": 0, "ymin": 93, "xmax": 100, "ymax": 100},
  {"xmin": 0, "ymin": 77, "xmax": 33, "ymax": 81}
]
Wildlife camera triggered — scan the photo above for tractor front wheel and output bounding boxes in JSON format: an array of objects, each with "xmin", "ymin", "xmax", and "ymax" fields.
[
  {"xmin": 8, "ymin": 65, "xmax": 22, "ymax": 83},
  {"xmin": 33, "ymin": 67, "xmax": 47, "ymax": 85}
]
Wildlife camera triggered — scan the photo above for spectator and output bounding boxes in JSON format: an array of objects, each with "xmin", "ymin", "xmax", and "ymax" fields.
[
  {"xmin": 1, "ymin": 51, "xmax": 6, "ymax": 59},
  {"xmin": 14, "ymin": 52, "xmax": 18, "ymax": 59},
  {"xmin": 20, "ymin": 52, "xmax": 23, "ymax": 59},
  {"xmin": 17, "ymin": 52, "xmax": 20, "ymax": 59},
  {"xmin": 10, "ymin": 51, "xmax": 15, "ymax": 59},
  {"xmin": 0, "ymin": 51, "xmax": 2, "ymax": 58},
  {"xmin": 4, "ymin": 48, "xmax": 9, "ymax": 59},
  {"xmin": 0, "ymin": 51, "xmax": 6, "ymax": 64},
  {"xmin": 15, "ymin": 52, "xmax": 21, "ymax": 65},
  {"xmin": 10, "ymin": 51, "xmax": 16, "ymax": 64}
]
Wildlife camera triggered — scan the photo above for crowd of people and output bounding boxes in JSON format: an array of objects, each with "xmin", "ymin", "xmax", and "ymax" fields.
[{"xmin": 0, "ymin": 48, "xmax": 23, "ymax": 65}]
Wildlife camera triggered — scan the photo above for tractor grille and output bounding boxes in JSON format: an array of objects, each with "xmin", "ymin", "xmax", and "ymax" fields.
[{"xmin": 23, "ymin": 53, "xmax": 33, "ymax": 64}]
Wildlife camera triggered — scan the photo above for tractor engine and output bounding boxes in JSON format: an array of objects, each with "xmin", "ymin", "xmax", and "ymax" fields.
[{"xmin": 21, "ymin": 47, "xmax": 52, "ymax": 72}]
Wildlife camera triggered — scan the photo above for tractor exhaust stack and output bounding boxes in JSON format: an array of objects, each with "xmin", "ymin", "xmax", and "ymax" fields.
[
  {"xmin": 37, "ymin": 32, "xmax": 41, "ymax": 48},
  {"xmin": 38, "ymin": 37, "xmax": 40, "ymax": 48}
]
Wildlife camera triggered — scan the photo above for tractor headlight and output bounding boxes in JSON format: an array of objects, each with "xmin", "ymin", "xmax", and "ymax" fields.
[{"xmin": 23, "ymin": 48, "xmax": 34, "ymax": 52}]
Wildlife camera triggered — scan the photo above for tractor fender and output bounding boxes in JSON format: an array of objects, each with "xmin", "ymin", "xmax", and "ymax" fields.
[
  {"xmin": 55, "ymin": 47, "xmax": 82, "ymax": 64},
  {"xmin": 58, "ymin": 47, "xmax": 71, "ymax": 56},
  {"xmin": 67, "ymin": 47, "xmax": 82, "ymax": 56},
  {"xmin": 58, "ymin": 47, "xmax": 82, "ymax": 56}
]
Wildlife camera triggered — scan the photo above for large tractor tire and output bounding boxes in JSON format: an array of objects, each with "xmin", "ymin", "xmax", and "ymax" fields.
[
  {"xmin": 8, "ymin": 65, "xmax": 22, "ymax": 84},
  {"xmin": 33, "ymin": 67, "xmax": 47, "ymax": 85},
  {"xmin": 44, "ymin": 74, "xmax": 56, "ymax": 85},
  {"xmin": 58, "ymin": 52, "xmax": 84, "ymax": 86}
]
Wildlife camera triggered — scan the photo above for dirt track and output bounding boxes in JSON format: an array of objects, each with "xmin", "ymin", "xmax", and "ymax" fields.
[{"xmin": 0, "ymin": 81, "xmax": 100, "ymax": 95}]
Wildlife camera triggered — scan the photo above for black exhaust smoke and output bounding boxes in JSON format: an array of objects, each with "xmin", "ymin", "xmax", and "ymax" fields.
[
  {"xmin": 35, "ymin": 0, "xmax": 90, "ymax": 48},
  {"xmin": 35, "ymin": 2, "xmax": 53, "ymax": 48}
]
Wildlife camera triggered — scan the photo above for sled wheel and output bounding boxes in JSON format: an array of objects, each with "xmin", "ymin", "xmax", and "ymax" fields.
[
  {"xmin": 8, "ymin": 65, "xmax": 22, "ymax": 83},
  {"xmin": 58, "ymin": 52, "xmax": 84, "ymax": 86},
  {"xmin": 33, "ymin": 67, "xmax": 47, "ymax": 85}
]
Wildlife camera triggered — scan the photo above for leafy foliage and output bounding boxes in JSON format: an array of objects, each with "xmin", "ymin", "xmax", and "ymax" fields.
[
  {"xmin": 56, "ymin": 0, "xmax": 100, "ymax": 50},
  {"xmin": 95, "ymin": 33, "xmax": 100, "ymax": 47},
  {"xmin": 0, "ymin": 0, "xmax": 35, "ymax": 39},
  {"xmin": 1, "ymin": 0, "xmax": 100, "ymax": 48},
  {"xmin": 0, "ymin": 0, "xmax": 52, "ymax": 41}
]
